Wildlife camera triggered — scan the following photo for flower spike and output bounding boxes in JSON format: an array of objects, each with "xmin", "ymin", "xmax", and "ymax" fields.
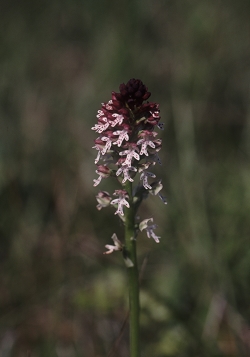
[{"xmin": 92, "ymin": 79, "xmax": 166, "ymax": 248}]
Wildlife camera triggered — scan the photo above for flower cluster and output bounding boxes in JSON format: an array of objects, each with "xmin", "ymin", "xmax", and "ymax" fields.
[{"xmin": 92, "ymin": 79, "xmax": 166, "ymax": 250}]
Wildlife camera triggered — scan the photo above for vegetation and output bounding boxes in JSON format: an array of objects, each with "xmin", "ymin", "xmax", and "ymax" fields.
[{"xmin": 1, "ymin": 0, "xmax": 250, "ymax": 356}]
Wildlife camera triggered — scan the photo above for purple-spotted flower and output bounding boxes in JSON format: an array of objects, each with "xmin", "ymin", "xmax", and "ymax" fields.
[
  {"xmin": 111, "ymin": 190, "xmax": 130, "ymax": 216},
  {"xmin": 92, "ymin": 79, "xmax": 166, "ymax": 250}
]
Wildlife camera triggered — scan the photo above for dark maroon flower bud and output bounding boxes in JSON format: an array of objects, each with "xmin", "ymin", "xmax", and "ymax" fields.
[
  {"xmin": 146, "ymin": 116, "xmax": 160, "ymax": 126},
  {"xmin": 142, "ymin": 92, "xmax": 151, "ymax": 101},
  {"xmin": 119, "ymin": 83, "xmax": 128, "ymax": 96},
  {"xmin": 115, "ymin": 79, "xmax": 151, "ymax": 108},
  {"xmin": 112, "ymin": 92, "xmax": 123, "ymax": 102},
  {"xmin": 112, "ymin": 100, "xmax": 123, "ymax": 109}
]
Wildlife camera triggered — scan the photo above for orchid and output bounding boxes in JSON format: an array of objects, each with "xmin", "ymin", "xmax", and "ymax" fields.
[
  {"xmin": 92, "ymin": 78, "xmax": 166, "ymax": 247},
  {"xmin": 92, "ymin": 79, "xmax": 167, "ymax": 357}
]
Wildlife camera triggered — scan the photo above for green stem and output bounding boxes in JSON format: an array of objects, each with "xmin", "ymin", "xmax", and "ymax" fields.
[{"xmin": 123, "ymin": 181, "xmax": 140, "ymax": 357}]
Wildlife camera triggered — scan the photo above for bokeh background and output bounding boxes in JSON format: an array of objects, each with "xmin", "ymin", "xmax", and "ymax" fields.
[{"xmin": 1, "ymin": 0, "xmax": 250, "ymax": 356}]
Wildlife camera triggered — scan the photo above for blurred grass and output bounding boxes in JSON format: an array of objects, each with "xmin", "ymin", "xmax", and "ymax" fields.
[{"xmin": 0, "ymin": 0, "xmax": 250, "ymax": 356}]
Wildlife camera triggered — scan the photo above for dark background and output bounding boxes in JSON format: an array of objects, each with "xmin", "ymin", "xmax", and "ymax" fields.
[{"xmin": 1, "ymin": 1, "xmax": 250, "ymax": 356}]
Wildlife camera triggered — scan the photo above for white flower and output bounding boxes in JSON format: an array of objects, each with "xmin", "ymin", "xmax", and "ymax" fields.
[
  {"xmin": 140, "ymin": 171, "xmax": 156, "ymax": 190},
  {"xmin": 103, "ymin": 233, "xmax": 123, "ymax": 254},
  {"xmin": 93, "ymin": 166, "xmax": 110, "ymax": 187},
  {"xmin": 111, "ymin": 190, "xmax": 130, "ymax": 216},
  {"xmin": 96, "ymin": 191, "xmax": 112, "ymax": 210},
  {"xmin": 101, "ymin": 136, "xmax": 113, "ymax": 155},
  {"xmin": 116, "ymin": 165, "xmax": 137, "ymax": 183},
  {"xmin": 91, "ymin": 116, "xmax": 109, "ymax": 133},
  {"xmin": 93, "ymin": 174, "xmax": 102, "ymax": 187},
  {"xmin": 113, "ymin": 129, "xmax": 129, "ymax": 147},
  {"xmin": 137, "ymin": 138, "xmax": 156, "ymax": 156},
  {"xmin": 139, "ymin": 218, "xmax": 160, "ymax": 243},
  {"xmin": 137, "ymin": 131, "xmax": 157, "ymax": 156},
  {"xmin": 110, "ymin": 113, "xmax": 124, "ymax": 127},
  {"xmin": 94, "ymin": 149, "xmax": 101, "ymax": 164},
  {"xmin": 119, "ymin": 147, "xmax": 140, "ymax": 167},
  {"xmin": 102, "ymin": 100, "xmax": 113, "ymax": 111}
]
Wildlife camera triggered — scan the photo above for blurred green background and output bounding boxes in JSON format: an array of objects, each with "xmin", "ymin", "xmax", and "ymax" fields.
[{"xmin": 1, "ymin": 0, "xmax": 250, "ymax": 356}]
